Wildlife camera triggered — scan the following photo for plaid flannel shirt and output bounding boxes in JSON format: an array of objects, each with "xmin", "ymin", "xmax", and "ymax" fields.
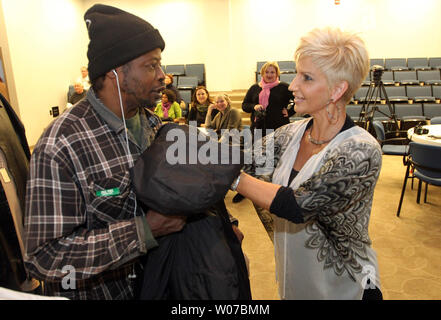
[{"xmin": 24, "ymin": 89, "xmax": 161, "ymax": 299}]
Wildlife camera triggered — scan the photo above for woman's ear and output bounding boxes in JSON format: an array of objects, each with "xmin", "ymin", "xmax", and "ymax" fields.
[{"xmin": 331, "ymin": 80, "xmax": 349, "ymax": 102}]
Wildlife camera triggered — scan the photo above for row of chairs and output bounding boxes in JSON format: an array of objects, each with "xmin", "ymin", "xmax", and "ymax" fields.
[
  {"xmin": 370, "ymin": 57, "xmax": 441, "ymax": 71},
  {"xmin": 347, "ymin": 103, "xmax": 441, "ymax": 121},
  {"xmin": 255, "ymin": 61, "xmax": 296, "ymax": 82},
  {"xmin": 347, "ymin": 103, "xmax": 441, "ymax": 133},
  {"xmin": 362, "ymin": 69, "xmax": 441, "ymax": 86},
  {"xmin": 353, "ymin": 85, "xmax": 441, "ymax": 104},
  {"xmin": 254, "ymin": 57, "xmax": 441, "ymax": 81},
  {"xmin": 162, "ymin": 63, "xmax": 206, "ymax": 87},
  {"xmin": 260, "ymin": 70, "xmax": 441, "ymax": 87}
]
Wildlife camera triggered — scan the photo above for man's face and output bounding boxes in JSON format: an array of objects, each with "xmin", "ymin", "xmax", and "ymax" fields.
[
  {"xmin": 74, "ymin": 83, "xmax": 84, "ymax": 94},
  {"xmin": 81, "ymin": 67, "xmax": 88, "ymax": 78},
  {"xmin": 120, "ymin": 48, "xmax": 165, "ymax": 114}
]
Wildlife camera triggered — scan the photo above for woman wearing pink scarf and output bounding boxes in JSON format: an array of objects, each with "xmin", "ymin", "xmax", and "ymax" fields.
[
  {"xmin": 234, "ymin": 62, "xmax": 293, "ymax": 203},
  {"xmin": 242, "ymin": 61, "xmax": 293, "ymax": 136}
]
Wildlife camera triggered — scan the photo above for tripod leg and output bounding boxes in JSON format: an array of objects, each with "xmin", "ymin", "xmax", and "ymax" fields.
[{"xmin": 397, "ymin": 163, "xmax": 410, "ymax": 217}]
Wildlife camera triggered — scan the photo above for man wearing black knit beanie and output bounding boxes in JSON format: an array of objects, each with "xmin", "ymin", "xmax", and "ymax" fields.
[{"xmin": 24, "ymin": 4, "xmax": 186, "ymax": 300}]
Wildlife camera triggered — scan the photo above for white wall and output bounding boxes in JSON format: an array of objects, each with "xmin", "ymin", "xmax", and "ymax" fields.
[
  {"xmin": 2, "ymin": 0, "xmax": 441, "ymax": 145},
  {"xmin": 1, "ymin": 0, "xmax": 87, "ymax": 146}
]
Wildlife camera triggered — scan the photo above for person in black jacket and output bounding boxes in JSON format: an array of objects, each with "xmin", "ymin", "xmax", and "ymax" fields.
[
  {"xmin": 242, "ymin": 61, "xmax": 294, "ymax": 136},
  {"xmin": 234, "ymin": 62, "xmax": 294, "ymax": 203}
]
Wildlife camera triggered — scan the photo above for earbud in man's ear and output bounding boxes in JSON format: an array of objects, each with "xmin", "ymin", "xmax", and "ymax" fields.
[{"xmin": 112, "ymin": 69, "xmax": 117, "ymax": 76}]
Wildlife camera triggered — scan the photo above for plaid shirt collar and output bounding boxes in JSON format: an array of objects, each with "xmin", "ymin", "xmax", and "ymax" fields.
[
  {"xmin": 87, "ymin": 88, "xmax": 127, "ymax": 135},
  {"xmin": 86, "ymin": 88, "xmax": 161, "ymax": 153}
]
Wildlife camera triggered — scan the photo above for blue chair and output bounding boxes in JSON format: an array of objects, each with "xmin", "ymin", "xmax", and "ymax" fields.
[
  {"xmin": 429, "ymin": 57, "xmax": 441, "ymax": 70},
  {"xmin": 417, "ymin": 70, "xmax": 441, "ymax": 86},
  {"xmin": 371, "ymin": 120, "xmax": 409, "ymax": 156},
  {"xmin": 423, "ymin": 103, "xmax": 441, "ymax": 119},
  {"xmin": 406, "ymin": 85, "xmax": 436, "ymax": 103},
  {"xmin": 407, "ymin": 58, "xmax": 430, "ymax": 71},
  {"xmin": 397, "ymin": 142, "xmax": 441, "ymax": 216},
  {"xmin": 165, "ymin": 64, "xmax": 185, "ymax": 76},
  {"xmin": 178, "ymin": 89, "xmax": 192, "ymax": 105},
  {"xmin": 430, "ymin": 116, "xmax": 441, "ymax": 124},
  {"xmin": 185, "ymin": 64, "xmax": 205, "ymax": 85},
  {"xmin": 278, "ymin": 61, "xmax": 296, "ymax": 73},
  {"xmin": 177, "ymin": 76, "xmax": 198, "ymax": 90},
  {"xmin": 393, "ymin": 70, "xmax": 419, "ymax": 86},
  {"xmin": 280, "ymin": 73, "xmax": 295, "ymax": 84},
  {"xmin": 385, "ymin": 58, "xmax": 408, "ymax": 71}
]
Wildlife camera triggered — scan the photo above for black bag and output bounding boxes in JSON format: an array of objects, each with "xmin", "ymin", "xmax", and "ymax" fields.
[
  {"xmin": 131, "ymin": 123, "xmax": 243, "ymax": 215},
  {"xmin": 138, "ymin": 201, "xmax": 251, "ymax": 300},
  {"xmin": 130, "ymin": 123, "xmax": 250, "ymax": 300}
]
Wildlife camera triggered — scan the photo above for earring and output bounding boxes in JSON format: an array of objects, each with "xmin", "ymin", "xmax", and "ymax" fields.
[{"xmin": 326, "ymin": 99, "xmax": 334, "ymax": 119}]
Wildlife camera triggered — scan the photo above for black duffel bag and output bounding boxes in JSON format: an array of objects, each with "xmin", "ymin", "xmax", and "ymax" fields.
[
  {"xmin": 131, "ymin": 123, "xmax": 243, "ymax": 215},
  {"xmin": 130, "ymin": 123, "xmax": 250, "ymax": 300}
]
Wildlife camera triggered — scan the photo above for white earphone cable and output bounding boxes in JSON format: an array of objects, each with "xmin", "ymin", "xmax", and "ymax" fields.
[{"xmin": 112, "ymin": 69, "xmax": 137, "ymax": 218}]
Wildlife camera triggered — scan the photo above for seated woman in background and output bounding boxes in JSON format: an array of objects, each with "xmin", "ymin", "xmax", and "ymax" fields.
[
  {"xmin": 231, "ymin": 27, "xmax": 383, "ymax": 300},
  {"xmin": 187, "ymin": 86, "xmax": 217, "ymax": 127},
  {"xmin": 164, "ymin": 73, "xmax": 186, "ymax": 112},
  {"xmin": 154, "ymin": 89, "xmax": 182, "ymax": 121},
  {"xmin": 205, "ymin": 93, "xmax": 242, "ymax": 140}
]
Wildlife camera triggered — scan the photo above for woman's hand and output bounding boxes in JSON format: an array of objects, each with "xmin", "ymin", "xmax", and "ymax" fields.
[
  {"xmin": 208, "ymin": 103, "xmax": 216, "ymax": 112},
  {"xmin": 254, "ymin": 104, "xmax": 264, "ymax": 112}
]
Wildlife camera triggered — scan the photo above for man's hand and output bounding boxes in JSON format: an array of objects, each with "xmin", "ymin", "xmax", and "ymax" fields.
[{"xmin": 145, "ymin": 209, "xmax": 186, "ymax": 237}]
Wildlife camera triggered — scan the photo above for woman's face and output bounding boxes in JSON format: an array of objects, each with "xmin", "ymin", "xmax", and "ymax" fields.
[
  {"xmin": 289, "ymin": 56, "xmax": 331, "ymax": 116},
  {"xmin": 262, "ymin": 66, "xmax": 278, "ymax": 83},
  {"xmin": 215, "ymin": 97, "xmax": 228, "ymax": 112},
  {"xmin": 161, "ymin": 94, "xmax": 169, "ymax": 104},
  {"xmin": 196, "ymin": 89, "xmax": 208, "ymax": 104}
]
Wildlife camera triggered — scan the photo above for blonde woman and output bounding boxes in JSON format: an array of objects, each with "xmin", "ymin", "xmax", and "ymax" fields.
[
  {"xmin": 205, "ymin": 93, "xmax": 242, "ymax": 138},
  {"xmin": 231, "ymin": 28, "xmax": 383, "ymax": 300}
]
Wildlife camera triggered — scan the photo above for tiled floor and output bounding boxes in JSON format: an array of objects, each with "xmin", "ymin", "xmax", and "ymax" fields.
[{"xmin": 225, "ymin": 191, "xmax": 279, "ymax": 300}]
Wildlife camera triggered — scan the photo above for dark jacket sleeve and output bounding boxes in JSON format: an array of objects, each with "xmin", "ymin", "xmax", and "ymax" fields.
[{"xmin": 242, "ymin": 85, "xmax": 260, "ymax": 113}]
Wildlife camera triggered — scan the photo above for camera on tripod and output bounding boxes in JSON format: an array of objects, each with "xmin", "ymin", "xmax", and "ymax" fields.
[
  {"xmin": 358, "ymin": 64, "xmax": 400, "ymax": 134},
  {"xmin": 371, "ymin": 65, "xmax": 384, "ymax": 83}
]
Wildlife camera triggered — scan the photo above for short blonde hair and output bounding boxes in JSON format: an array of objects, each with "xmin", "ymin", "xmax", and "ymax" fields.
[
  {"xmin": 294, "ymin": 27, "xmax": 369, "ymax": 104},
  {"xmin": 260, "ymin": 61, "xmax": 281, "ymax": 78},
  {"xmin": 214, "ymin": 92, "xmax": 231, "ymax": 107}
]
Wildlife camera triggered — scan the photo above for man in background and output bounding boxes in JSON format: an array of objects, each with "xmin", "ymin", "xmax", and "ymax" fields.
[
  {"xmin": 66, "ymin": 81, "xmax": 86, "ymax": 108},
  {"xmin": 77, "ymin": 66, "xmax": 90, "ymax": 90}
]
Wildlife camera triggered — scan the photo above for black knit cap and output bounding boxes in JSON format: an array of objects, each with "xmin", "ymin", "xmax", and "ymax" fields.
[{"xmin": 84, "ymin": 4, "xmax": 165, "ymax": 81}]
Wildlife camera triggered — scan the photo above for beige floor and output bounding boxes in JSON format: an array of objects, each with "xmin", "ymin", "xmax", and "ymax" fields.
[{"xmin": 225, "ymin": 155, "xmax": 441, "ymax": 300}]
